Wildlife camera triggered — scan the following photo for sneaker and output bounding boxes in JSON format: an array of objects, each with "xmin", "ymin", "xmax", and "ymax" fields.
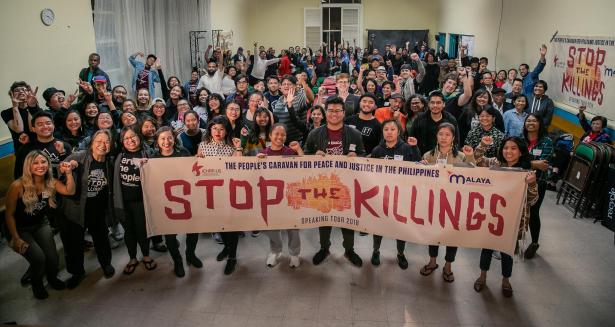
[
  {"xmin": 344, "ymin": 250, "xmax": 363, "ymax": 267},
  {"xmin": 66, "ymin": 274, "xmax": 84, "ymax": 290},
  {"xmin": 312, "ymin": 248, "xmax": 330, "ymax": 265},
  {"xmin": 173, "ymin": 259, "xmax": 185, "ymax": 278},
  {"xmin": 251, "ymin": 231, "xmax": 261, "ymax": 237},
  {"xmin": 108, "ymin": 236, "xmax": 120, "ymax": 249},
  {"xmin": 397, "ymin": 253, "xmax": 409, "ymax": 270},
  {"xmin": 110, "ymin": 224, "xmax": 124, "ymax": 241},
  {"xmin": 266, "ymin": 252, "xmax": 282, "ymax": 267},
  {"xmin": 224, "ymin": 258, "xmax": 237, "ymax": 275},
  {"xmin": 371, "ymin": 250, "xmax": 381, "ymax": 266},
  {"xmin": 524, "ymin": 243, "xmax": 540, "ymax": 259},
  {"xmin": 102, "ymin": 265, "xmax": 115, "ymax": 279},
  {"xmin": 152, "ymin": 242, "xmax": 167, "ymax": 252},
  {"xmin": 492, "ymin": 251, "xmax": 501, "ymax": 260},
  {"xmin": 238, "ymin": 231, "xmax": 245, "ymax": 238},
  {"xmin": 31, "ymin": 280, "xmax": 49, "ymax": 300},
  {"xmin": 213, "ymin": 233, "xmax": 223, "ymax": 244},
  {"xmin": 289, "ymin": 255, "xmax": 300, "ymax": 268},
  {"xmin": 186, "ymin": 252, "xmax": 203, "ymax": 268},
  {"xmin": 47, "ymin": 276, "xmax": 66, "ymax": 290},
  {"xmin": 216, "ymin": 247, "xmax": 229, "ymax": 261}
]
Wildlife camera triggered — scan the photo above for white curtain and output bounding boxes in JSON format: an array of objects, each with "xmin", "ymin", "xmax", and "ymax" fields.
[{"xmin": 93, "ymin": 0, "xmax": 211, "ymax": 97}]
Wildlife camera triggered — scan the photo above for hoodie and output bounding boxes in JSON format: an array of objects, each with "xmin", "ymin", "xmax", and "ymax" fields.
[{"xmin": 370, "ymin": 139, "xmax": 421, "ymax": 161}]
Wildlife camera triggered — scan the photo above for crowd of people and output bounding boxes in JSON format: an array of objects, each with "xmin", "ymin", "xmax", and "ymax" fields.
[{"xmin": 2, "ymin": 38, "xmax": 612, "ymax": 301}]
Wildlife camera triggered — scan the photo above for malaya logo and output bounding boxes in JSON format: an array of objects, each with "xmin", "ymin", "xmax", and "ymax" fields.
[{"xmin": 448, "ymin": 173, "xmax": 491, "ymax": 186}]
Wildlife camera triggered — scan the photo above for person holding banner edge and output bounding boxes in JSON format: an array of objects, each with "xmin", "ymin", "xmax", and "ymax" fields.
[
  {"xmin": 473, "ymin": 135, "xmax": 538, "ymax": 297},
  {"xmin": 370, "ymin": 119, "xmax": 421, "ymax": 269},
  {"xmin": 257, "ymin": 123, "xmax": 304, "ymax": 268},
  {"xmin": 153, "ymin": 126, "xmax": 198, "ymax": 278},
  {"xmin": 415, "ymin": 122, "xmax": 476, "ymax": 282},
  {"xmin": 304, "ymin": 96, "xmax": 366, "ymax": 267},
  {"xmin": 197, "ymin": 116, "xmax": 243, "ymax": 275}
]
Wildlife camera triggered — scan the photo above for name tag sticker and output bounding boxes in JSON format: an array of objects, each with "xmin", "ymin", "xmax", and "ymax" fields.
[
  {"xmin": 533, "ymin": 149, "xmax": 542, "ymax": 156},
  {"xmin": 394, "ymin": 155, "xmax": 404, "ymax": 161},
  {"xmin": 349, "ymin": 144, "xmax": 357, "ymax": 151}
]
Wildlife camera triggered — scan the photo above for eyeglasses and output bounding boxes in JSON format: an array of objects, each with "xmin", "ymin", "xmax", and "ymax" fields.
[
  {"xmin": 12, "ymin": 87, "xmax": 28, "ymax": 93},
  {"xmin": 326, "ymin": 109, "xmax": 344, "ymax": 114},
  {"xmin": 123, "ymin": 135, "xmax": 139, "ymax": 142},
  {"xmin": 227, "ymin": 108, "xmax": 240, "ymax": 112}
]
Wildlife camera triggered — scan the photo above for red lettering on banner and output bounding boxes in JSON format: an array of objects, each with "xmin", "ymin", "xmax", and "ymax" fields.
[
  {"xmin": 164, "ymin": 180, "xmax": 192, "ymax": 220},
  {"xmin": 439, "ymin": 190, "xmax": 461, "ymax": 230},
  {"xmin": 329, "ymin": 188, "xmax": 340, "ymax": 199},
  {"xmin": 354, "ymin": 180, "xmax": 379, "ymax": 218},
  {"xmin": 382, "ymin": 185, "xmax": 390, "ymax": 216},
  {"xmin": 229, "ymin": 179, "xmax": 253, "ymax": 210},
  {"xmin": 392, "ymin": 186, "xmax": 407, "ymax": 224},
  {"xmin": 466, "ymin": 192, "xmax": 486, "ymax": 231},
  {"xmin": 488, "ymin": 194, "xmax": 506, "ymax": 236},
  {"xmin": 428, "ymin": 189, "xmax": 435, "ymax": 224},
  {"xmin": 314, "ymin": 188, "xmax": 327, "ymax": 199},
  {"xmin": 195, "ymin": 179, "xmax": 224, "ymax": 209},
  {"xmin": 257, "ymin": 177, "xmax": 284, "ymax": 225},
  {"xmin": 409, "ymin": 186, "xmax": 424, "ymax": 225}
]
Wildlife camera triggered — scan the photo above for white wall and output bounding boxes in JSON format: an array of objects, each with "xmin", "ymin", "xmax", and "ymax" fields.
[{"xmin": 0, "ymin": 0, "xmax": 96, "ymax": 143}]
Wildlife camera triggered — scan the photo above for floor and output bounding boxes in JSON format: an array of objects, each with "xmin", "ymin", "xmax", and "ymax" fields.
[{"xmin": 1, "ymin": 191, "xmax": 614, "ymax": 327}]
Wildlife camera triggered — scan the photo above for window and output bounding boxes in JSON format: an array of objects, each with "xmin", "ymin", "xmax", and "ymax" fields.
[{"xmin": 305, "ymin": 3, "xmax": 362, "ymax": 51}]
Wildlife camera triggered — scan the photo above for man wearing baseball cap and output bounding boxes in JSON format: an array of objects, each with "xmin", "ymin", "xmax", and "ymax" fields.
[{"xmin": 375, "ymin": 93, "xmax": 407, "ymax": 131}]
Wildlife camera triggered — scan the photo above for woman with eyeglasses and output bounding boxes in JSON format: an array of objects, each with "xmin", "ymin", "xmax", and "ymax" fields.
[{"xmin": 113, "ymin": 126, "xmax": 157, "ymax": 275}]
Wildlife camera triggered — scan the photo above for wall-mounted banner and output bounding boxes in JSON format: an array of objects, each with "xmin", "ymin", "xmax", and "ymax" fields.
[
  {"xmin": 548, "ymin": 35, "xmax": 615, "ymax": 120},
  {"xmin": 141, "ymin": 156, "xmax": 528, "ymax": 255}
]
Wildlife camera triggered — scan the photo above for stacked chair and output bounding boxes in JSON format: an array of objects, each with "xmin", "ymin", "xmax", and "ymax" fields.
[{"xmin": 556, "ymin": 141, "xmax": 614, "ymax": 219}]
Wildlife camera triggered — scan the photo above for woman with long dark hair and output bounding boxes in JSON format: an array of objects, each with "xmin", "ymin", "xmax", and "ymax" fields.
[
  {"xmin": 55, "ymin": 109, "xmax": 88, "ymax": 152},
  {"xmin": 113, "ymin": 126, "xmax": 158, "ymax": 275},
  {"xmin": 178, "ymin": 110, "xmax": 205, "ymax": 156},
  {"xmin": 206, "ymin": 93, "xmax": 225, "ymax": 119},
  {"xmin": 6, "ymin": 151, "xmax": 75, "ymax": 298},
  {"xmin": 241, "ymin": 107, "xmax": 272, "ymax": 156},
  {"xmin": 522, "ymin": 113, "xmax": 553, "ymax": 259},
  {"xmin": 197, "ymin": 116, "xmax": 243, "ymax": 275},
  {"xmin": 417, "ymin": 123, "xmax": 475, "ymax": 282},
  {"xmin": 473, "ymin": 136, "xmax": 538, "ymax": 297},
  {"xmin": 154, "ymin": 126, "xmax": 197, "ymax": 277}
]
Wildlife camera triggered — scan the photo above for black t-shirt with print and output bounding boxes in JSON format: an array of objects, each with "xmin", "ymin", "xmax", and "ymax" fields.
[
  {"xmin": 1, "ymin": 106, "xmax": 39, "ymax": 153},
  {"xmin": 344, "ymin": 115, "xmax": 382, "ymax": 155},
  {"xmin": 119, "ymin": 151, "xmax": 144, "ymax": 202},
  {"xmin": 87, "ymin": 159, "xmax": 109, "ymax": 209}
]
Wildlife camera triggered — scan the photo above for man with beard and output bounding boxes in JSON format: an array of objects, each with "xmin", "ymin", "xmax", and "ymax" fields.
[
  {"xmin": 520, "ymin": 44, "xmax": 547, "ymax": 95},
  {"xmin": 197, "ymin": 44, "xmax": 225, "ymax": 95},
  {"xmin": 344, "ymin": 93, "xmax": 382, "ymax": 155},
  {"xmin": 78, "ymin": 53, "xmax": 111, "ymax": 96},
  {"xmin": 129, "ymin": 52, "xmax": 160, "ymax": 97}
]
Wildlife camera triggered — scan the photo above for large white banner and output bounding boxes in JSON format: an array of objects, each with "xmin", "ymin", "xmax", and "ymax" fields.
[
  {"xmin": 548, "ymin": 35, "xmax": 615, "ymax": 120},
  {"xmin": 141, "ymin": 156, "xmax": 529, "ymax": 255}
]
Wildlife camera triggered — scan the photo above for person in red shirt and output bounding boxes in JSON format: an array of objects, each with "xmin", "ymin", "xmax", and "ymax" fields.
[
  {"xmin": 278, "ymin": 50, "xmax": 293, "ymax": 77},
  {"xmin": 375, "ymin": 93, "xmax": 407, "ymax": 132}
]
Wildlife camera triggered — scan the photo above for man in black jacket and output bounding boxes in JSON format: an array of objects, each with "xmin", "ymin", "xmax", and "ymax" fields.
[
  {"xmin": 304, "ymin": 97, "xmax": 365, "ymax": 267},
  {"xmin": 409, "ymin": 91, "xmax": 460, "ymax": 155}
]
